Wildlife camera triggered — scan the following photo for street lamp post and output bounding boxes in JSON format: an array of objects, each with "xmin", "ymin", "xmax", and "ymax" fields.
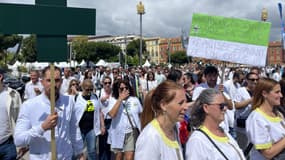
[
  {"xmin": 137, "ymin": 1, "xmax": 145, "ymax": 67},
  {"xmin": 124, "ymin": 35, "xmax": 127, "ymax": 69},
  {"xmin": 261, "ymin": 8, "xmax": 268, "ymax": 22},
  {"xmin": 261, "ymin": 8, "xmax": 269, "ymax": 64},
  {"xmin": 168, "ymin": 40, "xmax": 171, "ymax": 65}
]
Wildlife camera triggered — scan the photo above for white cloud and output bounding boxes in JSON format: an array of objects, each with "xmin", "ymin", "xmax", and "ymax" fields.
[{"xmin": 0, "ymin": 0, "xmax": 283, "ymax": 41}]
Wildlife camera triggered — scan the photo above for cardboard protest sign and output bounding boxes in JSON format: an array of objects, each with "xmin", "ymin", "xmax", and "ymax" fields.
[{"xmin": 187, "ymin": 13, "xmax": 271, "ymax": 66}]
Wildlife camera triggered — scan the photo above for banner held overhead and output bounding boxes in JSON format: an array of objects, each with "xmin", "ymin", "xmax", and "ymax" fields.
[{"xmin": 187, "ymin": 13, "xmax": 271, "ymax": 66}]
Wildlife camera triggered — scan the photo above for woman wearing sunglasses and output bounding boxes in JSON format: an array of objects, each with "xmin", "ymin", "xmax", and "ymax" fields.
[
  {"xmin": 67, "ymin": 79, "xmax": 80, "ymax": 96},
  {"xmin": 106, "ymin": 79, "xmax": 143, "ymax": 160},
  {"xmin": 246, "ymin": 78, "xmax": 285, "ymax": 160},
  {"xmin": 186, "ymin": 88, "xmax": 245, "ymax": 160}
]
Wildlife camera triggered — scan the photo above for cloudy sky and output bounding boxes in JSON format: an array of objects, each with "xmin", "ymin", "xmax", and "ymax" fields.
[{"xmin": 0, "ymin": 0, "xmax": 284, "ymax": 41}]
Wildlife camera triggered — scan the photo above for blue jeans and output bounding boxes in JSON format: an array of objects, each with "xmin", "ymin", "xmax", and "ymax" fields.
[
  {"xmin": 82, "ymin": 129, "xmax": 97, "ymax": 160},
  {"xmin": 0, "ymin": 136, "xmax": 17, "ymax": 160}
]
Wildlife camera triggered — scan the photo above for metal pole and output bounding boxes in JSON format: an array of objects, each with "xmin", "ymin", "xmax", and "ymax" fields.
[
  {"xmin": 139, "ymin": 13, "xmax": 143, "ymax": 67},
  {"xmin": 69, "ymin": 43, "xmax": 72, "ymax": 67},
  {"xmin": 124, "ymin": 35, "xmax": 127, "ymax": 69},
  {"xmin": 168, "ymin": 40, "xmax": 171, "ymax": 64},
  {"xmin": 119, "ymin": 52, "xmax": 121, "ymax": 65}
]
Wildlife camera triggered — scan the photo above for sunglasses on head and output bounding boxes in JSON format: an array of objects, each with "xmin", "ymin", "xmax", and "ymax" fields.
[{"xmin": 207, "ymin": 103, "xmax": 227, "ymax": 110}]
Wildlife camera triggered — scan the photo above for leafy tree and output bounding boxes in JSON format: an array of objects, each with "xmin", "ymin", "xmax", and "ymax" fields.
[
  {"xmin": 126, "ymin": 39, "xmax": 146, "ymax": 57},
  {"xmin": 128, "ymin": 54, "xmax": 139, "ymax": 66},
  {"xmin": 93, "ymin": 42, "xmax": 121, "ymax": 62},
  {"xmin": 0, "ymin": 34, "xmax": 22, "ymax": 67},
  {"xmin": 72, "ymin": 36, "xmax": 89, "ymax": 62},
  {"xmin": 170, "ymin": 50, "xmax": 188, "ymax": 64},
  {"xmin": 21, "ymin": 35, "xmax": 37, "ymax": 62},
  {"xmin": 73, "ymin": 39, "xmax": 121, "ymax": 63}
]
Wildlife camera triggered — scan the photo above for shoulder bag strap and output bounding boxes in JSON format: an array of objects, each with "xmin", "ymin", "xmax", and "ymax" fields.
[
  {"xmin": 147, "ymin": 80, "xmax": 149, "ymax": 91},
  {"xmin": 243, "ymin": 142, "xmax": 253, "ymax": 157},
  {"xmin": 196, "ymin": 129, "xmax": 229, "ymax": 160},
  {"xmin": 122, "ymin": 102, "xmax": 137, "ymax": 130}
]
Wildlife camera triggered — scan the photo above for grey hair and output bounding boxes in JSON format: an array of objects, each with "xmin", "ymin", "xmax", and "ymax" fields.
[{"xmin": 189, "ymin": 88, "xmax": 221, "ymax": 128}]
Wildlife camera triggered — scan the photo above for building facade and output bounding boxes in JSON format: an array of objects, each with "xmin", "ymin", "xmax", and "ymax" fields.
[
  {"xmin": 144, "ymin": 37, "xmax": 160, "ymax": 64},
  {"xmin": 159, "ymin": 37, "xmax": 186, "ymax": 64},
  {"xmin": 267, "ymin": 41, "xmax": 284, "ymax": 65}
]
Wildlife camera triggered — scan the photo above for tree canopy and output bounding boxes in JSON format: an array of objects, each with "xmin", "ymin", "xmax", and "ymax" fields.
[
  {"xmin": 170, "ymin": 50, "xmax": 188, "ymax": 64},
  {"xmin": 126, "ymin": 39, "xmax": 146, "ymax": 57},
  {"xmin": 0, "ymin": 34, "xmax": 22, "ymax": 67},
  {"xmin": 0, "ymin": 34, "xmax": 22, "ymax": 52},
  {"xmin": 21, "ymin": 35, "xmax": 37, "ymax": 62},
  {"xmin": 72, "ymin": 37, "xmax": 121, "ymax": 63}
]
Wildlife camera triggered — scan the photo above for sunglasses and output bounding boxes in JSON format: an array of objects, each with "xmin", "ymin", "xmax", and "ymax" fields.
[
  {"xmin": 248, "ymin": 78, "xmax": 259, "ymax": 82},
  {"xmin": 46, "ymin": 78, "xmax": 61, "ymax": 83},
  {"xmin": 208, "ymin": 103, "xmax": 227, "ymax": 110},
  {"xmin": 71, "ymin": 83, "xmax": 78, "ymax": 86},
  {"xmin": 119, "ymin": 87, "xmax": 128, "ymax": 91},
  {"xmin": 84, "ymin": 88, "xmax": 94, "ymax": 92},
  {"xmin": 104, "ymin": 82, "xmax": 111, "ymax": 85}
]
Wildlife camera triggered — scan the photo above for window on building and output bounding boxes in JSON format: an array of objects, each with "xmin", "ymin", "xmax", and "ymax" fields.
[{"xmin": 270, "ymin": 55, "xmax": 274, "ymax": 61}]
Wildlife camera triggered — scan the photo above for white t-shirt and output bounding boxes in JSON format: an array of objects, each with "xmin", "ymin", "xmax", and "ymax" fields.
[
  {"xmin": 135, "ymin": 119, "xmax": 183, "ymax": 160},
  {"xmin": 141, "ymin": 79, "xmax": 158, "ymax": 92},
  {"xmin": 0, "ymin": 90, "xmax": 10, "ymax": 144},
  {"xmin": 60, "ymin": 76, "xmax": 75, "ymax": 94},
  {"xmin": 235, "ymin": 87, "xmax": 252, "ymax": 132},
  {"xmin": 24, "ymin": 81, "xmax": 44, "ymax": 100},
  {"xmin": 246, "ymin": 108, "xmax": 285, "ymax": 160},
  {"xmin": 224, "ymin": 79, "xmax": 241, "ymax": 128},
  {"xmin": 107, "ymin": 96, "xmax": 143, "ymax": 149},
  {"xmin": 155, "ymin": 73, "xmax": 166, "ymax": 84},
  {"xmin": 186, "ymin": 126, "xmax": 245, "ymax": 160},
  {"xmin": 97, "ymin": 88, "xmax": 112, "ymax": 119}
]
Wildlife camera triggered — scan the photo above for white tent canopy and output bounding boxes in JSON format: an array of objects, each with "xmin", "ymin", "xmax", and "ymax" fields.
[
  {"xmin": 96, "ymin": 59, "xmax": 107, "ymax": 67},
  {"xmin": 143, "ymin": 60, "xmax": 151, "ymax": 67},
  {"xmin": 55, "ymin": 62, "xmax": 69, "ymax": 68},
  {"xmin": 80, "ymin": 60, "xmax": 95, "ymax": 67},
  {"xmin": 79, "ymin": 60, "xmax": 86, "ymax": 66},
  {"xmin": 13, "ymin": 60, "xmax": 22, "ymax": 67}
]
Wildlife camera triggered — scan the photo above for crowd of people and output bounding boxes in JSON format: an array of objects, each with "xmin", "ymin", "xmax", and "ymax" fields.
[{"xmin": 1, "ymin": 62, "xmax": 285, "ymax": 160}]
